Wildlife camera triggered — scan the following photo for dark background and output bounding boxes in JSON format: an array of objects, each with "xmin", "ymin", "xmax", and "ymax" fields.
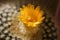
[{"xmin": 0, "ymin": 0, "xmax": 59, "ymax": 16}]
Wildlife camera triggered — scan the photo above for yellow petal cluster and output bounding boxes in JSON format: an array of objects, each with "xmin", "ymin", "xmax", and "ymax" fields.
[{"xmin": 18, "ymin": 4, "xmax": 45, "ymax": 27}]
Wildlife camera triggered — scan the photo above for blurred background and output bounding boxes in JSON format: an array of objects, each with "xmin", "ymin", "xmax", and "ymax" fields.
[{"xmin": 0, "ymin": 0, "xmax": 58, "ymax": 16}]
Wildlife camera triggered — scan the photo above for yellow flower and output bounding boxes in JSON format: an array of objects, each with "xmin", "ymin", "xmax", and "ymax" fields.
[{"xmin": 18, "ymin": 4, "xmax": 45, "ymax": 27}]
